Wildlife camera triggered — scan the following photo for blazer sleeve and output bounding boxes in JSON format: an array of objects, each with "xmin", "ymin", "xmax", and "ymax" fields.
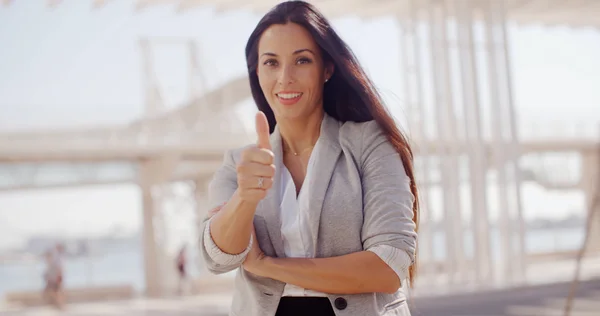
[
  {"xmin": 360, "ymin": 120, "xmax": 417, "ymax": 265},
  {"xmin": 198, "ymin": 149, "xmax": 247, "ymax": 275}
]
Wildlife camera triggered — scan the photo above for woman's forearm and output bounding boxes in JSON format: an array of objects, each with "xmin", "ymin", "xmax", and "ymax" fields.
[
  {"xmin": 259, "ymin": 251, "xmax": 400, "ymax": 294},
  {"xmin": 208, "ymin": 190, "xmax": 258, "ymax": 254}
]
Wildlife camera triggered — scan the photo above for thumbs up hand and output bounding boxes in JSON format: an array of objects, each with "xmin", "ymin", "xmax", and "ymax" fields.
[{"xmin": 236, "ymin": 112, "xmax": 276, "ymax": 203}]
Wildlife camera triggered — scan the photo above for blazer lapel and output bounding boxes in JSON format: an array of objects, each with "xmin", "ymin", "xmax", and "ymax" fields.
[
  {"xmin": 259, "ymin": 126, "xmax": 286, "ymax": 258},
  {"xmin": 306, "ymin": 114, "xmax": 341, "ymax": 255}
]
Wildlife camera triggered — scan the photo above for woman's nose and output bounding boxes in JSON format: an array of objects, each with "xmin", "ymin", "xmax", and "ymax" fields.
[{"xmin": 277, "ymin": 65, "xmax": 295, "ymax": 85}]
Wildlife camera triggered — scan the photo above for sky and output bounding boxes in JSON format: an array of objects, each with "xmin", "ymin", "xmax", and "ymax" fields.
[{"xmin": 0, "ymin": 1, "xmax": 599, "ymax": 251}]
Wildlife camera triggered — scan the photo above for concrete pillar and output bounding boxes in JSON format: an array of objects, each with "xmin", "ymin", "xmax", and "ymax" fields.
[
  {"xmin": 426, "ymin": 0, "xmax": 462, "ymax": 286},
  {"xmin": 397, "ymin": 0, "xmax": 436, "ymax": 286},
  {"xmin": 140, "ymin": 181, "xmax": 161, "ymax": 297},
  {"xmin": 139, "ymin": 38, "xmax": 164, "ymax": 118},
  {"xmin": 497, "ymin": 0, "xmax": 527, "ymax": 283},
  {"xmin": 194, "ymin": 176, "xmax": 211, "ymax": 220},
  {"xmin": 137, "ymin": 155, "xmax": 180, "ymax": 297},
  {"xmin": 455, "ymin": 0, "xmax": 493, "ymax": 285},
  {"xmin": 482, "ymin": 0, "xmax": 519, "ymax": 285},
  {"xmin": 194, "ymin": 176, "xmax": 211, "ymax": 276}
]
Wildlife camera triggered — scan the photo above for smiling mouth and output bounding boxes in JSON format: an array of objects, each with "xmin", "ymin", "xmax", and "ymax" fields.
[{"xmin": 276, "ymin": 92, "xmax": 303, "ymax": 100}]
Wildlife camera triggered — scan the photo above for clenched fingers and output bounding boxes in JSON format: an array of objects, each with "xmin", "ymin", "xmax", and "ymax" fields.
[
  {"xmin": 236, "ymin": 162, "xmax": 276, "ymax": 178},
  {"xmin": 238, "ymin": 175, "xmax": 274, "ymax": 191},
  {"xmin": 241, "ymin": 146, "xmax": 274, "ymax": 165}
]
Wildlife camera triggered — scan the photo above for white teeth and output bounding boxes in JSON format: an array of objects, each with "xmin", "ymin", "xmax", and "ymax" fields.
[{"xmin": 278, "ymin": 93, "xmax": 302, "ymax": 99}]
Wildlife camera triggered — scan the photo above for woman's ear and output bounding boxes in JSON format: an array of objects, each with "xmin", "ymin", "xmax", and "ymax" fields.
[{"xmin": 325, "ymin": 62, "xmax": 334, "ymax": 82}]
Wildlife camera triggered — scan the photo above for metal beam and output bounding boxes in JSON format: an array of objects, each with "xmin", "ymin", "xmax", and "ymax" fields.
[
  {"xmin": 2, "ymin": 138, "xmax": 597, "ymax": 162},
  {"xmin": 0, "ymin": 160, "xmax": 222, "ymax": 191},
  {"xmin": 0, "ymin": 146, "xmax": 231, "ymax": 163}
]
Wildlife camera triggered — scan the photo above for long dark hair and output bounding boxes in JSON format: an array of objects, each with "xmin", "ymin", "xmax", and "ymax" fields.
[{"xmin": 245, "ymin": 0, "xmax": 420, "ymax": 287}]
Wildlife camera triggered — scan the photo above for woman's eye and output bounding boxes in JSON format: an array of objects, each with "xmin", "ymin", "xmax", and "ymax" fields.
[
  {"xmin": 297, "ymin": 57, "xmax": 312, "ymax": 64},
  {"xmin": 264, "ymin": 59, "xmax": 277, "ymax": 66}
]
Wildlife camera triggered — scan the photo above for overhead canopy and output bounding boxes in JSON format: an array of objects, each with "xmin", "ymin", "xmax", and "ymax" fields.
[
  {"xmin": 3, "ymin": 0, "xmax": 599, "ymax": 27},
  {"xmin": 136, "ymin": 0, "xmax": 600, "ymax": 28}
]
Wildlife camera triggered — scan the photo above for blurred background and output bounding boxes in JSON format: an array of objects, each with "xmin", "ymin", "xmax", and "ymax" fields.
[{"xmin": 0, "ymin": 0, "xmax": 599, "ymax": 315}]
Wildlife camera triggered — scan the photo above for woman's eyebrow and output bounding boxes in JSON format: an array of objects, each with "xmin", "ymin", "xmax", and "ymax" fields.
[{"xmin": 260, "ymin": 48, "xmax": 314, "ymax": 58}]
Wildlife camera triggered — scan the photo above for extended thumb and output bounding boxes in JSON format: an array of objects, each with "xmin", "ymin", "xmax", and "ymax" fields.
[{"xmin": 255, "ymin": 111, "xmax": 271, "ymax": 149}]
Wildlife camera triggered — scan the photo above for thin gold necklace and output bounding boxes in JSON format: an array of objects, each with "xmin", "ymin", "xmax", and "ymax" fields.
[{"xmin": 285, "ymin": 144, "xmax": 314, "ymax": 156}]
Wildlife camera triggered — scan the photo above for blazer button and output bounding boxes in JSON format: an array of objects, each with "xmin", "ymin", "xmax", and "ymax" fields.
[{"xmin": 334, "ymin": 297, "xmax": 347, "ymax": 310}]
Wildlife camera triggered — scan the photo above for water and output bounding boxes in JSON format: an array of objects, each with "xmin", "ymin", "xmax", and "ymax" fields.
[
  {"xmin": 0, "ymin": 227, "xmax": 584, "ymax": 299},
  {"xmin": 0, "ymin": 250, "xmax": 145, "ymax": 299}
]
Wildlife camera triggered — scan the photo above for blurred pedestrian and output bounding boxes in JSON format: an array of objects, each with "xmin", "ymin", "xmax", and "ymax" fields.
[
  {"xmin": 176, "ymin": 245, "xmax": 188, "ymax": 295},
  {"xmin": 43, "ymin": 243, "xmax": 65, "ymax": 309}
]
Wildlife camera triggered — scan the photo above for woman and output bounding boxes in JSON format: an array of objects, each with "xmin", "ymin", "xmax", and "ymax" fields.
[{"xmin": 200, "ymin": 1, "xmax": 419, "ymax": 315}]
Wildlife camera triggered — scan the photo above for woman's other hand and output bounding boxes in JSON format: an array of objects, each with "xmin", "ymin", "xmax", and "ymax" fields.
[
  {"xmin": 207, "ymin": 203, "xmax": 226, "ymax": 218},
  {"xmin": 208, "ymin": 203, "xmax": 267, "ymax": 276},
  {"xmin": 236, "ymin": 112, "xmax": 276, "ymax": 203},
  {"xmin": 242, "ymin": 227, "xmax": 267, "ymax": 276}
]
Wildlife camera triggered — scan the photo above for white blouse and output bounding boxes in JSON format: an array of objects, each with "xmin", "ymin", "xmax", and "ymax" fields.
[{"xmin": 204, "ymin": 138, "xmax": 412, "ymax": 296}]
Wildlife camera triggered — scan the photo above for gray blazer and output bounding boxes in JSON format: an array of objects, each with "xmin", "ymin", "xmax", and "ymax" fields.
[{"xmin": 200, "ymin": 113, "xmax": 417, "ymax": 316}]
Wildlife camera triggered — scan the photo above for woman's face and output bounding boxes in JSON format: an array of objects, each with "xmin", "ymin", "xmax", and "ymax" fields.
[{"xmin": 257, "ymin": 22, "xmax": 333, "ymax": 122}]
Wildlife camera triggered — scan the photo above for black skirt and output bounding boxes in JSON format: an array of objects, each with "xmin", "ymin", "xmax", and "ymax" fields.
[{"xmin": 275, "ymin": 297, "xmax": 336, "ymax": 316}]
